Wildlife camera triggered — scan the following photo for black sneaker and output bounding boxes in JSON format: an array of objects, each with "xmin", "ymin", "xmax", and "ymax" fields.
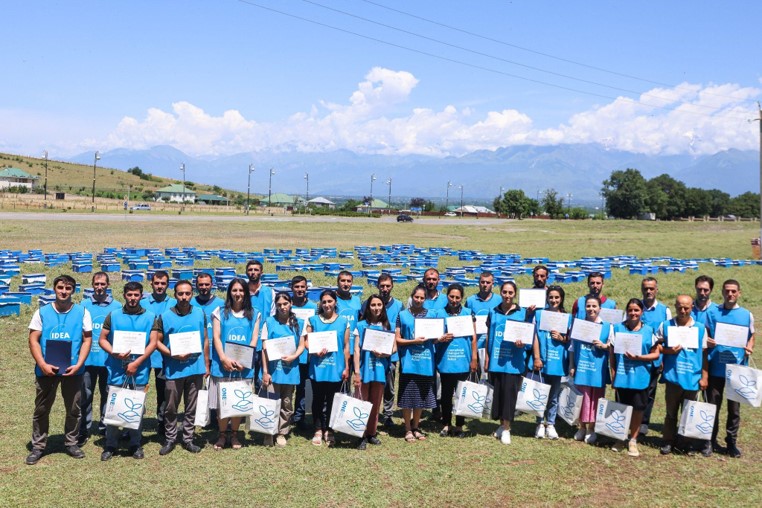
[
  {"xmin": 659, "ymin": 444, "xmax": 672, "ymax": 455},
  {"xmin": 101, "ymin": 448, "xmax": 115, "ymax": 461},
  {"xmin": 701, "ymin": 441, "xmax": 713, "ymax": 457},
  {"xmin": 357, "ymin": 438, "xmax": 368, "ymax": 450},
  {"xmin": 182, "ymin": 442, "xmax": 201, "ymax": 453},
  {"xmin": 368, "ymin": 435, "xmax": 382, "ymax": 445},
  {"xmin": 65, "ymin": 446, "xmax": 85, "ymax": 459},
  {"xmin": 727, "ymin": 442, "xmax": 742, "ymax": 458},
  {"xmin": 382, "ymin": 417, "xmax": 394, "ymax": 427},
  {"xmin": 159, "ymin": 442, "xmax": 176, "ymax": 456},
  {"xmin": 130, "ymin": 446, "xmax": 144, "ymax": 459},
  {"xmin": 77, "ymin": 435, "xmax": 89, "ymax": 448},
  {"xmin": 25, "ymin": 449, "xmax": 43, "ymax": 465}
]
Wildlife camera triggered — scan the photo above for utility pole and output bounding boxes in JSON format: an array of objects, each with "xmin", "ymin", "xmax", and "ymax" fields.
[
  {"xmin": 247, "ymin": 164, "xmax": 254, "ymax": 215},
  {"xmin": 386, "ymin": 178, "xmax": 392, "ymax": 212},
  {"xmin": 369, "ymin": 173, "xmax": 377, "ymax": 215},
  {"xmin": 180, "ymin": 163, "xmax": 186, "ymax": 212},
  {"xmin": 459, "ymin": 184, "xmax": 464, "ymax": 217},
  {"xmin": 91, "ymin": 151, "xmax": 100, "ymax": 212},
  {"xmin": 756, "ymin": 103, "xmax": 762, "ymax": 256},
  {"xmin": 43, "ymin": 150, "xmax": 48, "ymax": 201},
  {"xmin": 268, "ymin": 167, "xmax": 275, "ymax": 207},
  {"xmin": 445, "ymin": 180, "xmax": 453, "ymax": 211}
]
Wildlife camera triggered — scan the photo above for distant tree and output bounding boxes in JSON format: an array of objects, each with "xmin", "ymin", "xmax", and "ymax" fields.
[
  {"xmin": 184, "ymin": 181, "xmax": 196, "ymax": 189},
  {"xmin": 542, "ymin": 189, "xmax": 565, "ymax": 219},
  {"xmin": 683, "ymin": 187, "xmax": 712, "ymax": 218},
  {"xmin": 409, "ymin": 197, "xmax": 427, "ymax": 209},
  {"xmin": 646, "ymin": 174, "xmax": 687, "ymax": 219},
  {"xmin": 602, "ymin": 168, "xmax": 648, "ymax": 219},
  {"xmin": 568, "ymin": 207, "xmax": 589, "ymax": 220},
  {"xmin": 127, "ymin": 167, "xmax": 144, "ymax": 177},
  {"xmin": 727, "ymin": 192, "xmax": 760, "ymax": 218},
  {"xmin": 340, "ymin": 199, "xmax": 362, "ymax": 212},
  {"xmin": 212, "ymin": 185, "xmax": 223, "ymax": 195},
  {"xmin": 423, "ymin": 200, "xmax": 436, "ymax": 212},
  {"xmin": 705, "ymin": 189, "xmax": 731, "ymax": 217},
  {"xmin": 494, "ymin": 189, "xmax": 533, "ymax": 219}
]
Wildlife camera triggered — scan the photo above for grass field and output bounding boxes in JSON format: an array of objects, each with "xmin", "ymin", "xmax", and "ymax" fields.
[{"xmin": 1, "ymin": 216, "xmax": 761, "ymax": 507}]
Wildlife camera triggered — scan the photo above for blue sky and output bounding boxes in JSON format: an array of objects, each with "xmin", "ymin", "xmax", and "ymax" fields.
[{"xmin": 2, "ymin": 0, "xmax": 761, "ymax": 158}]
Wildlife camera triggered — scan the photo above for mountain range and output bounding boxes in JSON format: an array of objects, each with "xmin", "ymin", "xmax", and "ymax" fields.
[{"xmin": 67, "ymin": 144, "xmax": 758, "ymax": 206}]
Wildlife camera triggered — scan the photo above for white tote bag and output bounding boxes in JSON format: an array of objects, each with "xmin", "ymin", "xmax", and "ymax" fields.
[
  {"xmin": 480, "ymin": 379, "xmax": 494, "ymax": 419},
  {"xmin": 194, "ymin": 377, "xmax": 210, "ymax": 428},
  {"xmin": 594, "ymin": 398, "xmax": 633, "ymax": 441},
  {"xmin": 557, "ymin": 382, "xmax": 583, "ymax": 427},
  {"xmin": 218, "ymin": 378, "xmax": 254, "ymax": 419},
  {"xmin": 725, "ymin": 363, "xmax": 762, "ymax": 408},
  {"xmin": 453, "ymin": 379, "xmax": 489, "ymax": 419},
  {"xmin": 515, "ymin": 375, "xmax": 551, "ymax": 418},
  {"xmin": 103, "ymin": 382, "xmax": 147, "ymax": 430},
  {"xmin": 678, "ymin": 399, "xmax": 717, "ymax": 440},
  {"xmin": 329, "ymin": 382, "xmax": 350, "ymax": 429},
  {"xmin": 247, "ymin": 390, "xmax": 281, "ymax": 436},
  {"xmin": 332, "ymin": 390, "xmax": 373, "ymax": 438}
]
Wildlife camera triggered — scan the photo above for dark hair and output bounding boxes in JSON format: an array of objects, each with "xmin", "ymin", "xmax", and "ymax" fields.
[
  {"xmin": 53, "ymin": 274, "xmax": 76, "ymax": 288},
  {"xmin": 174, "ymin": 279, "xmax": 193, "ymax": 292},
  {"xmin": 246, "ymin": 259, "xmax": 263, "ymax": 270},
  {"xmin": 92, "ymin": 271, "xmax": 109, "ymax": 284},
  {"xmin": 723, "ymin": 279, "xmax": 741, "ymax": 291},
  {"xmin": 584, "ymin": 295, "xmax": 602, "ymax": 308},
  {"xmin": 274, "ymin": 291, "xmax": 300, "ymax": 333},
  {"xmin": 151, "ymin": 270, "xmax": 169, "ymax": 281},
  {"xmin": 587, "ymin": 272, "xmax": 604, "ymax": 283},
  {"xmin": 317, "ymin": 289, "xmax": 338, "ymax": 316},
  {"xmin": 533, "ymin": 265, "xmax": 549, "ymax": 275},
  {"xmin": 290, "ymin": 275, "xmax": 307, "ymax": 287},
  {"xmin": 641, "ymin": 276, "xmax": 658, "ymax": 286},
  {"xmin": 424, "ymin": 268, "xmax": 440, "ymax": 278},
  {"xmin": 446, "ymin": 283, "xmax": 464, "ymax": 297},
  {"xmin": 626, "ymin": 298, "xmax": 645, "ymax": 312},
  {"xmin": 695, "ymin": 275, "xmax": 714, "ymax": 290},
  {"xmin": 479, "ymin": 271, "xmax": 494, "ymax": 280},
  {"xmin": 377, "ymin": 273, "xmax": 393, "ymax": 286},
  {"xmin": 546, "ymin": 285, "xmax": 566, "ymax": 313},
  {"xmin": 337, "ymin": 270, "xmax": 353, "ymax": 281},
  {"xmin": 196, "ymin": 272, "xmax": 213, "ymax": 282},
  {"xmin": 500, "ymin": 280, "xmax": 517, "ymax": 293},
  {"xmin": 123, "ymin": 281, "xmax": 143, "ymax": 294},
  {"xmin": 410, "ymin": 284, "xmax": 426, "ymax": 299},
  {"xmin": 360, "ymin": 294, "xmax": 390, "ymax": 330},
  {"xmin": 223, "ymin": 278, "xmax": 254, "ymax": 321}
]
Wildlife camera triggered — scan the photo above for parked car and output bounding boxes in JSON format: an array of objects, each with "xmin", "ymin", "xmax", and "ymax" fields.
[
  {"xmin": 131, "ymin": 203, "xmax": 151, "ymax": 211},
  {"xmin": 397, "ymin": 214, "xmax": 413, "ymax": 222},
  {"xmin": 444, "ymin": 212, "xmax": 457, "ymax": 217}
]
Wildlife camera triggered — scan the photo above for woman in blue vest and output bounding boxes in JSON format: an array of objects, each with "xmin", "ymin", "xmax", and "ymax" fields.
[
  {"xmin": 569, "ymin": 296, "xmax": 611, "ymax": 444},
  {"xmin": 610, "ymin": 298, "xmax": 658, "ymax": 457},
  {"xmin": 261, "ymin": 292, "xmax": 305, "ymax": 447},
  {"xmin": 485, "ymin": 281, "xmax": 530, "ymax": 445},
  {"xmin": 353, "ymin": 294, "xmax": 396, "ymax": 449},
  {"xmin": 210, "ymin": 278, "xmax": 261, "ymax": 450},
  {"xmin": 531, "ymin": 285, "xmax": 571, "ymax": 441},
  {"xmin": 436, "ymin": 283, "xmax": 478, "ymax": 438},
  {"xmin": 396, "ymin": 285, "xmax": 436, "ymax": 442},
  {"xmin": 305, "ymin": 289, "xmax": 351, "ymax": 447}
]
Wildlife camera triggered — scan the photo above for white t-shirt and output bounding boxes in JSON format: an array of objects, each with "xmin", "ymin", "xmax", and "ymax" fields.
[{"xmin": 28, "ymin": 304, "xmax": 93, "ymax": 332}]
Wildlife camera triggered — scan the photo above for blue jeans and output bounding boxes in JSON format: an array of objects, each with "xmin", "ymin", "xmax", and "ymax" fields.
[
  {"xmin": 532, "ymin": 374, "xmax": 563, "ymax": 426},
  {"xmin": 105, "ymin": 383, "xmax": 146, "ymax": 449},
  {"xmin": 80, "ymin": 366, "xmax": 108, "ymax": 439}
]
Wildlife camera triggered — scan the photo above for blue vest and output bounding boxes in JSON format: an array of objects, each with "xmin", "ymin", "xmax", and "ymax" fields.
[
  {"xmin": 191, "ymin": 295, "xmax": 223, "ymax": 339},
  {"xmin": 397, "ymin": 310, "xmax": 435, "ymax": 376},
  {"xmin": 211, "ymin": 310, "xmax": 258, "ymax": 379},
  {"xmin": 535, "ymin": 309, "xmax": 571, "ymax": 377},
  {"xmin": 263, "ymin": 315, "xmax": 303, "ymax": 385},
  {"xmin": 384, "ymin": 298, "xmax": 403, "ymax": 362},
  {"xmin": 466, "ymin": 293, "xmax": 498, "ymax": 349},
  {"xmin": 575, "ymin": 296, "xmax": 616, "ymax": 319},
  {"xmin": 642, "ymin": 301, "xmax": 669, "ymax": 368},
  {"xmin": 572, "ymin": 322, "xmax": 611, "ymax": 388},
  {"xmin": 423, "ymin": 293, "xmax": 448, "ymax": 311},
  {"xmin": 706, "ymin": 305, "xmax": 752, "ymax": 377},
  {"xmin": 691, "ymin": 302, "xmax": 716, "ymax": 325},
  {"xmin": 356, "ymin": 321, "xmax": 391, "ymax": 383},
  {"xmin": 141, "ymin": 294, "xmax": 177, "ymax": 369},
  {"xmin": 106, "ymin": 308, "xmax": 156, "ymax": 385},
  {"xmin": 250, "ymin": 286, "xmax": 274, "ymax": 319},
  {"xmin": 37, "ymin": 303, "xmax": 87, "ymax": 377},
  {"xmin": 337, "ymin": 295, "xmax": 361, "ymax": 334},
  {"xmin": 661, "ymin": 320, "xmax": 706, "ymax": 390},
  {"xmin": 611, "ymin": 323, "xmax": 654, "ymax": 390},
  {"xmin": 486, "ymin": 307, "xmax": 530, "ymax": 375},
  {"xmin": 308, "ymin": 315, "xmax": 348, "ymax": 382},
  {"xmin": 82, "ymin": 299, "xmax": 121, "ymax": 367},
  {"xmin": 435, "ymin": 307, "xmax": 473, "ymax": 374},
  {"xmin": 293, "ymin": 301, "xmax": 318, "ymax": 364},
  {"xmin": 161, "ymin": 307, "xmax": 207, "ymax": 380}
]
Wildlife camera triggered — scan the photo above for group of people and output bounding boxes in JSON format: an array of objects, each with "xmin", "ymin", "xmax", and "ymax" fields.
[{"xmin": 26, "ymin": 262, "xmax": 754, "ymax": 464}]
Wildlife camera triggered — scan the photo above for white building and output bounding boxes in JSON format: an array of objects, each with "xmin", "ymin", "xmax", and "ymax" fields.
[
  {"xmin": 0, "ymin": 167, "xmax": 38, "ymax": 190},
  {"xmin": 155, "ymin": 184, "xmax": 196, "ymax": 203}
]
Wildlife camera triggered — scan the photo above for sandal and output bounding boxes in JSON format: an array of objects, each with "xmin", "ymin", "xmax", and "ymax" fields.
[
  {"xmin": 230, "ymin": 434, "xmax": 242, "ymax": 450},
  {"xmin": 312, "ymin": 431, "xmax": 323, "ymax": 446},
  {"xmin": 324, "ymin": 431, "xmax": 335, "ymax": 447},
  {"xmin": 404, "ymin": 431, "xmax": 416, "ymax": 443},
  {"xmin": 213, "ymin": 433, "xmax": 228, "ymax": 451},
  {"xmin": 412, "ymin": 428, "xmax": 427, "ymax": 441}
]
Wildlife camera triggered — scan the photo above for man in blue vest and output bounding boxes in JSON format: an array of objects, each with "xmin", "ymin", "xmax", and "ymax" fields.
[
  {"xmin": 705, "ymin": 279, "xmax": 755, "ymax": 458},
  {"xmin": 336, "ymin": 270, "xmax": 361, "ymax": 331},
  {"xmin": 155, "ymin": 280, "xmax": 210, "ymax": 455},
  {"xmin": 191, "ymin": 272, "xmax": 223, "ymax": 427},
  {"xmin": 78, "ymin": 271, "xmax": 121, "ymax": 446},
  {"xmin": 639, "ymin": 277, "xmax": 671, "ymax": 436},
  {"xmin": 532, "ymin": 265, "xmax": 549, "ymax": 289},
  {"xmin": 26, "ymin": 274, "xmax": 93, "ymax": 465},
  {"xmin": 140, "ymin": 270, "xmax": 176, "ymax": 438},
  {"xmin": 290, "ymin": 275, "xmax": 317, "ymax": 431},
  {"xmin": 247, "ymin": 260, "xmax": 274, "ymax": 391},
  {"xmin": 466, "ymin": 271, "xmax": 498, "ymax": 374},
  {"xmin": 571, "ymin": 272, "xmax": 616, "ymax": 318},
  {"xmin": 692, "ymin": 275, "xmax": 715, "ymax": 325}
]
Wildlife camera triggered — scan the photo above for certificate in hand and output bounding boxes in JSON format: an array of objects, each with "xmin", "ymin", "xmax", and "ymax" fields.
[
  {"xmin": 614, "ymin": 332, "xmax": 642, "ymax": 356},
  {"xmin": 714, "ymin": 323, "xmax": 749, "ymax": 349},
  {"xmin": 265, "ymin": 336, "xmax": 297, "ymax": 359},
  {"xmin": 226, "ymin": 342, "xmax": 255, "ymax": 368},
  {"xmin": 112, "ymin": 330, "xmax": 147, "ymax": 355},
  {"xmin": 307, "ymin": 330, "xmax": 338, "ymax": 353},
  {"xmin": 570, "ymin": 319, "xmax": 602, "ymax": 344},
  {"xmin": 169, "ymin": 331, "xmax": 202, "ymax": 356},
  {"xmin": 519, "ymin": 288, "xmax": 547, "ymax": 308},
  {"xmin": 667, "ymin": 326, "xmax": 699, "ymax": 349},
  {"xmin": 598, "ymin": 308, "xmax": 625, "ymax": 324},
  {"xmin": 502, "ymin": 320, "xmax": 535, "ymax": 343},
  {"xmin": 414, "ymin": 318, "xmax": 445, "ymax": 340},
  {"xmin": 445, "ymin": 315, "xmax": 475, "ymax": 337},
  {"xmin": 362, "ymin": 329, "xmax": 395, "ymax": 356},
  {"xmin": 474, "ymin": 315, "xmax": 488, "ymax": 335},
  {"xmin": 539, "ymin": 311, "xmax": 571, "ymax": 333},
  {"xmin": 292, "ymin": 307, "xmax": 316, "ymax": 321}
]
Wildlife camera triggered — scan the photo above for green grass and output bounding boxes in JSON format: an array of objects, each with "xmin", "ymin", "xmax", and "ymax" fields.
[{"xmin": 1, "ymin": 217, "xmax": 762, "ymax": 507}]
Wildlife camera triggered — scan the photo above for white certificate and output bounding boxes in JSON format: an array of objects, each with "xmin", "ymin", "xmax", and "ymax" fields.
[
  {"xmin": 265, "ymin": 336, "xmax": 297, "ymax": 359},
  {"xmin": 502, "ymin": 320, "xmax": 535, "ymax": 343},
  {"xmin": 112, "ymin": 330, "xmax": 146, "ymax": 355},
  {"xmin": 539, "ymin": 311, "xmax": 571, "ymax": 333},
  {"xmin": 667, "ymin": 326, "xmax": 699, "ymax": 349},
  {"xmin": 714, "ymin": 323, "xmax": 749, "ymax": 349},
  {"xmin": 307, "ymin": 331, "xmax": 338, "ymax": 353},
  {"xmin": 362, "ymin": 329, "xmax": 396, "ymax": 356},
  {"xmin": 414, "ymin": 318, "xmax": 445, "ymax": 340},
  {"xmin": 474, "ymin": 315, "xmax": 488, "ymax": 335},
  {"xmin": 445, "ymin": 315, "xmax": 475, "ymax": 337},
  {"xmin": 225, "ymin": 342, "xmax": 255, "ymax": 368},
  {"xmin": 614, "ymin": 332, "xmax": 642, "ymax": 356},
  {"xmin": 519, "ymin": 288, "xmax": 547, "ymax": 308},
  {"xmin": 598, "ymin": 308, "xmax": 625, "ymax": 324},
  {"xmin": 292, "ymin": 307, "xmax": 316, "ymax": 321},
  {"xmin": 169, "ymin": 331, "xmax": 202, "ymax": 356},
  {"xmin": 570, "ymin": 319, "xmax": 602, "ymax": 344}
]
